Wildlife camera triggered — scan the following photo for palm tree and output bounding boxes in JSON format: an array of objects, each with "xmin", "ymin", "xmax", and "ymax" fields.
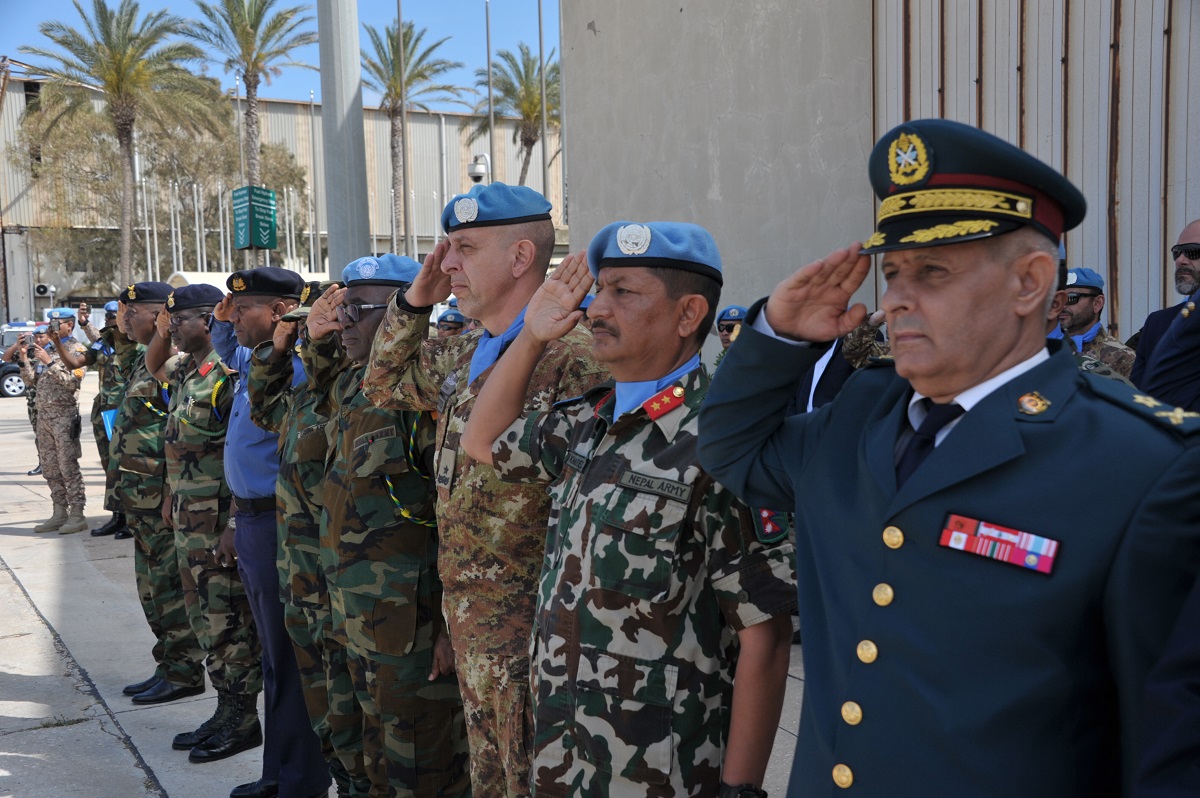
[
  {"xmin": 20, "ymin": 0, "xmax": 221, "ymax": 286},
  {"xmin": 464, "ymin": 42, "xmax": 560, "ymax": 187},
  {"xmin": 188, "ymin": 0, "xmax": 316, "ymax": 193},
  {"xmin": 362, "ymin": 20, "xmax": 466, "ymax": 247}
]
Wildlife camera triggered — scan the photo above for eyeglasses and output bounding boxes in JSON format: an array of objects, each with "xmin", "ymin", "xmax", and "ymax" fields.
[
  {"xmin": 168, "ymin": 312, "xmax": 210, "ymax": 328},
  {"xmin": 437, "ymin": 323, "xmax": 463, "ymax": 331},
  {"xmin": 104, "ymin": 313, "xmax": 117, "ymax": 320},
  {"xmin": 1172, "ymin": 244, "xmax": 1200, "ymax": 261},
  {"xmin": 335, "ymin": 303, "xmax": 389, "ymax": 325},
  {"xmin": 718, "ymin": 323, "xmax": 739, "ymax": 333},
  {"xmin": 1065, "ymin": 292, "xmax": 1101, "ymax": 305}
]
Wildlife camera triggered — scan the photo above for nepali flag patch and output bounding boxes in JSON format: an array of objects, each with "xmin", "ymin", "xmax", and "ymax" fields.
[
  {"xmin": 939, "ymin": 514, "xmax": 1059, "ymax": 575},
  {"xmin": 754, "ymin": 508, "xmax": 791, "ymax": 544}
]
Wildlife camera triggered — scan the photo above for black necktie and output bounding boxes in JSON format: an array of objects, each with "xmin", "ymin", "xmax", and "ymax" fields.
[{"xmin": 895, "ymin": 399, "xmax": 965, "ymax": 487}]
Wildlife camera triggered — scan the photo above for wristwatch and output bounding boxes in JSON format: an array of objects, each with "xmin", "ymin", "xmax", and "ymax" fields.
[{"xmin": 718, "ymin": 782, "xmax": 767, "ymax": 798}]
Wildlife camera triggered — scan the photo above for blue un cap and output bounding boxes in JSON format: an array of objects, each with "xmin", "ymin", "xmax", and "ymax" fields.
[
  {"xmin": 342, "ymin": 254, "xmax": 421, "ymax": 287},
  {"xmin": 103, "ymin": 301, "xmax": 119, "ymax": 313},
  {"xmin": 438, "ymin": 309, "xmax": 465, "ymax": 325},
  {"xmin": 718, "ymin": 305, "xmax": 747, "ymax": 323},
  {"xmin": 34, "ymin": 324, "xmax": 48, "ymax": 334},
  {"xmin": 440, "ymin": 182, "xmax": 552, "ymax": 234},
  {"xmin": 587, "ymin": 221, "xmax": 723, "ymax": 285},
  {"xmin": 47, "ymin": 307, "xmax": 77, "ymax": 320},
  {"xmin": 1066, "ymin": 268, "xmax": 1105, "ymax": 292}
]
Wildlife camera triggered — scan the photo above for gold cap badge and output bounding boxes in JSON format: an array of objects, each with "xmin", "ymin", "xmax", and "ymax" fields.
[
  {"xmin": 299, "ymin": 284, "xmax": 311, "ymax": 305},
  {"xmin": 888, "ymin": 131, "xmax": 931, "ymax": 186},
  {"xmin": 167, "ymin": 292, "xmax": 175, "ymax": 309},
  {"xmin": 1017, "ymin": 391, "xmax": 1051, "ymax": 415},
  {"xmin": 127, "ymin": 284, "xmax": 137, "ymax": 300},
  {"xmin": 232, "ymin": 276, "xmax": 247, "ymax": 292}
]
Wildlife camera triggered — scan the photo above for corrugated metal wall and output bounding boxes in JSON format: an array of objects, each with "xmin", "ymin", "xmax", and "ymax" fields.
[{"xmin": 874, "ymin": 0, "xmax": 1200, "ymax": 337}]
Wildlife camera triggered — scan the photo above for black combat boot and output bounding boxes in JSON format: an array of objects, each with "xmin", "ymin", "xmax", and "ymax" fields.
[
  {"xmin": 188, "ymin": 693, "xmax": 262, "ymax": 762},
  {"xmin": 91, "ymin": 512, "xmax": 125, "ymax": 537},
  {"xmin": 173, "ymin": 691, "xmax": 234, "ymax": 750}
]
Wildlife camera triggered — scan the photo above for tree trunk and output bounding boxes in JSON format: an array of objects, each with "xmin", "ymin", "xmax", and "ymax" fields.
[
  {"xmin": 518, "ymin": 142, "xmax": 533, "ymax": 187},
  {"xmin": 244, "ymin": 71, "xmax": 264, "ymax": 266},
  {"xmin": 390, "ymin": 106, "xmax": 403, "ymax": 254},
  {"xmin": 116, "ymin": 120, "xmax": 136, "ymax": 288}
]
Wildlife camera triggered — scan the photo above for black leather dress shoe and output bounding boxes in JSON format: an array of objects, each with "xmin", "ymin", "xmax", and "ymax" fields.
[
  {"xmin": 229, "ymin": 779, "xmax": 279, "ymax": 798},
  {"xmin": 189, "ymin": 716, "xmax": 262, "ymax": 762},
  {"xmin": 131, "ymin": 680, "xmax": 204, "ymax": 704},
  {"xmin": 123, "ymin": 675, "xmax": 162, "ymax": 696},
  {"xmin": 27, "ymin": 464, "xmax": 42, "ymax": 476}
]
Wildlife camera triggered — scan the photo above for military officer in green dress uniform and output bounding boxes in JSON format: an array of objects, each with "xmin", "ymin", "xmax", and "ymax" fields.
[
  {"xmin": 305, "ymin": 255, "xmax": 468, "ymax": 798},
  {"xmin": 697, "ymin": 118, "xmax": 1200, "ymax": 797}
]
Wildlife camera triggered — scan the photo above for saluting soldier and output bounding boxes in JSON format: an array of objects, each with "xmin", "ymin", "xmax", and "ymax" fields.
[
  {"xmin": 109, "ymin": 283, "xmax": 207, "ymax": 704},
  {"xmin": 462, "ymin": 224, "xmax": 797, "ymax": 798},
  {"xmin": 140, "ymin": 285, "xmax": 266, "ymax": 764},
  {"xmin": 697, "ymin": 118, "xmax": 1200, "ymax": 797},
  {"xmin": 306, "ymin": 255, "xmax": 468, "ymax": 798},
  {"xmin": 362, "ymin": 183, "xmax": 609, "ymax": 797}
]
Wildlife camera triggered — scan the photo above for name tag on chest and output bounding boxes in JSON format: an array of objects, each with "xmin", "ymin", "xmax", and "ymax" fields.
[
  {"xmin": 618, "ymin": 470, "xmax": 692, "ymax": 502},
  {"xmin": 565, "ymin": 450, "xmax": 588, "ymax": 472}
]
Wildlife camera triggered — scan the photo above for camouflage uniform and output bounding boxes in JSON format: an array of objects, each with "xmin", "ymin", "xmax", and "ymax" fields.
[
  {"xmin": 1080, "ymin": 325, "xmax": 1135, "ymax": 379},
  {"xmin": 28, "ymin": 339, "xmax": 88, "ymax": 509},
  {"xmin": 491, "ymin": 366, "xmax": 798, "ymax": 797},
  {"xmin": 307, "ymin": 340, "xmax": 469, "ymax": 798},
  {"xmin": 247, "ymin": 335, "xmax": 362, "ymax": 795},
  {"xmin": 83, "ymin": 324, "xmax": 136, "ymax": 510},
  {"xmin": 163, "ymin": 350, "xmax": 262, "ymax": 698},
  {"xmin": 362, "ymin": 300, "xmax": 608, "ymax": 797},
  {"xmin": 110, "ymin": 348, "xmax": 205, "ymax": 687},
  {"xmin": 18, "ymin": 354, "xmax": 42, "ymax": 436}
]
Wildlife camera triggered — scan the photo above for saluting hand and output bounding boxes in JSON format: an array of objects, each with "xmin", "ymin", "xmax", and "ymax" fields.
[
  {"xmin": 306, "ymin": 284, "xmax": 345, "ymax": 340},
  {"xmin": 403, "ymin": 239, "xmax": 454, "ymax": 307},
  {"xmin": 764, "ymin": 244, "xmax": 872, "ymax": 342},
  {"xmin": 272, "ymin": 319, "xmax": 300, "ymax": 358},
  {"xmin": 525, "ymin": 251, "xmax": 593, "ymax": 344},
  {"xmin": 155, "ymin": 307, "xmax": 172, "ymax": 340},
  {"xmin": 212, "ymin": 294, "xmax": 234, "ymax": 323}
]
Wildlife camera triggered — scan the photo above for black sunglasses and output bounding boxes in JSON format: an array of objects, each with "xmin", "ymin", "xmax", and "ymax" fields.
[
  {"xmin": 335, "ymin": 303, "xmax": 389, "ymax": 325},
  {"xmin": 1065, "ymin": 291, "xmax": 1101, "ymax": 305},
  {"xmin": 718, "ymin": 323, "xmax": 739, "ymax": 333},
  {"xmin": 1172, "ymin": 244, "xmax": 1200, "ymax": 261}
]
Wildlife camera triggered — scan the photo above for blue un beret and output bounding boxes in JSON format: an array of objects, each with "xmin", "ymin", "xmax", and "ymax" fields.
[
  {"xmin": 227, "ymin": 267, "xmax": 305, "ymax": 299},
  {"xmin": 440, "ymin": 182, "xmax": 552, "ymax": 234},
  {"xmin": 587, "ymin": 221, "xmax": 723, "ymax": 285},
  {"xmin": 861, "ymin": 118, "xmax": 1086, "ymax": 254},
  {"xmin": 103, "ymin": 301, "xmax": 119, "ymax": 313},
  {"xmin": 342, "ymin": 254, "xmax": 421, "ymax": 287},
  {"xmin": 718, "ymin": 305, "xmax": 747, "ymax": 323},
  {"xmin": 123, "ymin": 282, "xmax": 174, "ymax": 304},
  {"xmin": 1066, "ymin": 268, "xmax": 1105, "ymax": 292},
  {"xmin": 438, "ymin": 309, "xmax": 465, "ymax": 325},
  {"xmin": 168, "ymin": 284, "xmax": 226, "ymax": 312},
  {"xmin": 47, "ymin": 307, "xmax": 77, "ymax": 320},
  {"xmin": 34, "ymin": 324, "xmax": 48, "ymax": 334}
]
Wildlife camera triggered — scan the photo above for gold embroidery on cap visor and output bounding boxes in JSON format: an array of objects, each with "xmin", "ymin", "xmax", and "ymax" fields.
[
  {"xmin": 899, "ymin": 219, "xmax": 999, "ymax": 244},
  {"xmin": 888, "ymin": 132, "xmax": 931, "ymax": 186},
  {"xmin": 878, "ymin": 189, "xmax": 1035, "ymax": 222},
  {"xmin": 863, "ymin": 232, "xmax": 886, "ymax": 249}
]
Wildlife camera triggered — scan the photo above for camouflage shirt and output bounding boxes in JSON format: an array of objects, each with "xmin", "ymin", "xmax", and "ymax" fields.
[
  {"xmin": 362, "ymin": 299, "xmax": 609, "ymax": 657},
  {"xmin": 491, "ymin": 366, "xmax": 798, "ymax": 797},
  {"xmin": 109, "ymin": 350, "xmax": 169, "ymax": 514},
  {"xmin": 86, "ymin": 325, "xmax": 136, "ymax": 411},
  {"xmin": 1080, "ymin": 325, "xmax": 1135, "ymax": 379},
  {"xmin": 30, "ymin": 339, "xmax": 88, "ymax": 410},
  {"xmin": 246, "ymin": 336, "xmax": 336, "ymax": 608},
  {"xmin": 163, "ymin": 349, "xmax": 236, "ymax": 499}
]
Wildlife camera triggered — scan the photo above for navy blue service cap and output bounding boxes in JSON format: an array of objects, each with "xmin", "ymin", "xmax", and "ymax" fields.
[
  {"xmin": 123, "ymin": 282, "xmax": 173, "ymax": 304},
  {"xmin": 227, "ymin": 267, "xmax": 305, "ymax": 299},
  {"xmin": 167, "ymin": 284, "xmax": 225, "ymax": 312},
  {"xmin": 280, "ymin": 282, "xmax": 332, "ymax": 321},
  {"xmin": 438, "ymin": 309, "xmax": 465, "ymax": 325},
  {"xmin": 587, "ymin": 221, "xmax": 723, "ymax": 285},
  {"xmin": 440, "ymin": 182, "xmax": 552, "ymax": 233},
  {"xmin": 1066, "ymin": 268, "xmax": 1105, "ymax": 291},
  {"xmin": 47, "ymin": 307, "xmax": 76, "ymax": 319},
  {"xmin": 861, "ymin": 118, "xmax": 1086, "ymax": 254},
  {"xmin": 718, "ymin": 305, "xmax": 747, "ymax": 323},
  {"xmin": 342, "ymin": 254, "xmax": 421, "ymax": 287}
]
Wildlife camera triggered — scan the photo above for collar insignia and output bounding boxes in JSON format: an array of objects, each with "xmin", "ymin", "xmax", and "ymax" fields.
[{"xmin": 1017, "ymin": 391, "xmax": 1051, "ymax": 415}]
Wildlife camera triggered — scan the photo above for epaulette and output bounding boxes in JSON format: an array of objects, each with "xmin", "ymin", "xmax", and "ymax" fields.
[
  {"xmin": 1083, "ymin": 374, "xmax": 1200, "ymax": 435},
  {"xmin": 642, "ymin": 383, "xmax": 687, "ymax": 421},
  {"xmin": 865, "ymin": 355, "xmax": 896, "ymax": 368},
  {"xmin": 553, "ymin": 379, "xmax": 614, "ymax": 410}
]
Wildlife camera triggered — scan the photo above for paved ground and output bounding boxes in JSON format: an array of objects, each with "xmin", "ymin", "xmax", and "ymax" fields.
[{"xmin": 0, "ymin": 371, "xmax": 803, "ymax": 798}]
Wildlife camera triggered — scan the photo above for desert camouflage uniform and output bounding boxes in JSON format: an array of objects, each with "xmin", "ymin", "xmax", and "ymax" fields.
[
  {"xmin": 362, "ymin": 299, "xmax": 608, "ymax": 797},
  {"xmin": 307, "ymin": 340, "xmax": 469, "ymax": 798},
  {"xmin": 1080, "ymin": 326, "xmax": 1136, "ymax": 380},
  {"xmin": 110, "ymin": 348, "xmax": 205, "ymax": 687},
  {"xmin": 28, "ymin": 338, "xmax": 89, "ymax": 508},
  {"xmin": 19, "ymin": 355, "xmax": 40, "ymax": 431},
  {"xmin": 163, "ymin": 349, "xmax": 262, "ymax": 698},
  {"xmin": 83, "ymin": 325, "xmax": 136, "ymax": 510},
  {"xmin": 491, "ymin": 367, "xmax": 798, "ymax": 797},
  {"xmin": 247, "ymin": 335, "xmax": 361, "ymax": 795}
]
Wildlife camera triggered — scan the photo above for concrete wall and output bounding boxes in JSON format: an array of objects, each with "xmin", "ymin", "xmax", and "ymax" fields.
[{"xmin": 560, "ymin": 1, "xmax": 876, "ymax": 311}]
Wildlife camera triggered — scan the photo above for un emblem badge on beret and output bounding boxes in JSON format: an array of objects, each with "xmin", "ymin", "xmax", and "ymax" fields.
[
  {"xmin": 232, "ymin": 276, "xmax": 247, "ymax": 292},
  {"xmin": 358, "ymin": 258, "xmax": 378, "ymax": 279},
  {"xmin": 127, "ymin": 284, "xmax": 137, "ymax": 300},
  {"xmin": 454, "ymin": 197, "xmax": 479, "ymax": 224},
  {"xmin": 888, "ymin": 131, "xmax": 931, "ymax": 186},
  {"xmin": 616, "ymin": 224, "xmax": 652, "ymax": 255}
]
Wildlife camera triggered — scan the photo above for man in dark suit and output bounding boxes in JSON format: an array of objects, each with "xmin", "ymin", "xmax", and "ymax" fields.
[
  {"xmin": 698, "ymin": 118, "xmax": 1200, "ymax": 798},
  {"xmin": 1131, "ymin": 219, "xmax": 1200, "ymax": 409}
]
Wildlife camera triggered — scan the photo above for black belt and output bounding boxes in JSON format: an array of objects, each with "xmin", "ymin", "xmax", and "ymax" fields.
[{"xmin": 233, "ymin": 496, "xmax": 276, "ymax": 514}]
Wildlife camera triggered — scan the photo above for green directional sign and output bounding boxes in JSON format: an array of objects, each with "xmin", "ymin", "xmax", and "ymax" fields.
[{"xmin": 232, "ymin": 185, "xmax": 277, "ymax": 250}]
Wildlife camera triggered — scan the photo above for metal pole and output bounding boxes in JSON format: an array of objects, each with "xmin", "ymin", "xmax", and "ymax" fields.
[
  {"xmin": 557, "ymin": 0, "xmax": 568, "ymax": 224},
  {"xmin": 308, "ymin": 90, "xmax": 319, "ymax": 271},
  {"xmin": 150, "ymin": 178, "xmax": 161, "ymax": 280},
  {"xmin": 217, "ymin": 182, "xmax": 226, "ymax": 271},
  {"xmin": 397, "ymin": 1, "xmax": 412, "ymax": 258},
  {"xmin": 139, "ymin": 177, "xmax": 151, "ymax": 280},
  {"xmin": 486, "ymin": 0, "xmax": 496, "ymax": 181},
  {"xmin": 199, "ymin": 185, "xmax": 208, "ymax": 271},
  {"xmin": 390, "ymin": 189, "xmax": 397, "ymax": 253},
  {"xmin": 307, "ymin": 187, "xmax": 316, "ymax": 272},
  {"xmin": 538, "ymin": 0, "xmax": 549, "ymax": 193},
  {"xmin": 169, "ymin": 181, "xmax": 178, "ymax": 273},
  {"xmin": 193, "ymin": 183, "xmax": 202, "ymax": 271},
  {"xmin": 371, "ymin": 191, "xmax": 377, "ymax": 257}
]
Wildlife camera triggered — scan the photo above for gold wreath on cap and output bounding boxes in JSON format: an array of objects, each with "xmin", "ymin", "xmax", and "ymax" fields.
[
  {"xmin": 167, "ymin": 292, "xmax": 175, "ymax": 308},
  {"xmin": 299, "ymin": 284, "xmax": 311, "ymax": 304},
  {"xmin": 888, "ymin": 131, "xmax": 931, "ymax": 186},
  {"xmin": 232, "ymin": 276, "xmax": 247, "ymax": 292},
  {"xmin": 127, "ymin": 284, "xmax": 137, "ymax": 300}
]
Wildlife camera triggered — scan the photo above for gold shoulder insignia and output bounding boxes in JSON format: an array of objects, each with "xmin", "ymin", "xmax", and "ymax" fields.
[
  {"xmin": 1155, "ymin": 407, "xmax": 1200, "ymax": 426},
  {"xmin": 1133, "ymin": 394, "xmax": 1163, "ymax": 408}
]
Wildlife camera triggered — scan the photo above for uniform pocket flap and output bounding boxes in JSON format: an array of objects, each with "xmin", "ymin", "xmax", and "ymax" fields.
[{"xmin": 119, "ymin": 453, "xmax": 165, "ymax": 477}]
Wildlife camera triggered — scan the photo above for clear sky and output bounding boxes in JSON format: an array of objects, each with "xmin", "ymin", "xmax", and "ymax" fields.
[{"xmin": 1, "ymin": 0, "xmax": 560, "ymax": 110}]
